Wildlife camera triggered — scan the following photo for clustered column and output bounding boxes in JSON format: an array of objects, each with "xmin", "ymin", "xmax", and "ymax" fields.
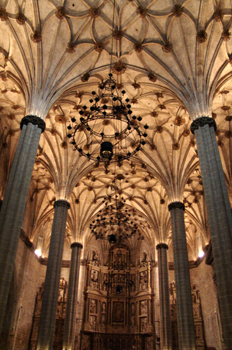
[
  {"xmin": 156, "ymin": 243, "xmax": 172, "ymax": 350},
  {"xmin": 168, "ymin": 202, "xmax": 196, "ymax": 350},
  {"xmin": 0, "ymin": 116, "xmax": 45, "ymax": 335},
  {"xmin": 63, "ymin": 242, "xmax": 83, "ymax": 350},
  {"xmin": 36, "ymin": 199, "xmax": 70, "ymax": 350},
  {"xmin": 191, "ymin": 117, "xmax": 232, "ymax": 348}
]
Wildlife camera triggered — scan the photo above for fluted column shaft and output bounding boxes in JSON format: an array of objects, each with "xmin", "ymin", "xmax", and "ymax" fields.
[
  {"xmin": 156, "ymin": 243, "xmax": 172, "ymax": 350},
  {"xmin": 0, "ymin": 116, "xmax": 45, "ymax": 335},
  {"xmin": 168, "ymin": 202, "xmax": 196, "ymax": 350},
  {"xmin": 36, "ymin": 200, "xmax": 70, "ymax": 350},
  {"xmin": 191, "ymin": 117, "xmax": 232, "ymax": 348},
  {"xmin": 62, "ymin": 242, "xmax": 83, "ymax": 350}
]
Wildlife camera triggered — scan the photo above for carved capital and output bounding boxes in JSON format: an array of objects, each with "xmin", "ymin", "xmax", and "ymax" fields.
[
  {"xmin": 20, "ymin": 115, "xmax": 46, "ymax": 133},
  {"xmin": 54, "ymin": 199, "xmax": 70, "ymax": 209},
  {"xmin": 168, "ymin": 201, "xmax": 185, "ymax": 211},
  {"xmin": 156, "ymin": 243, "xmax": 168, "ymax": 250},
  {"xmin": 71, "ymin": 242, "xmax": 83, "ymax": 249},
  {"xmin": 190, "ymin": 116, "xmax": 216, "ymax": 134}
]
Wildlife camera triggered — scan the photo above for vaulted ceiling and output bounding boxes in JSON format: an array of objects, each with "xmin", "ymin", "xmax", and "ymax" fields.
[{"xmin": 0, "ymin": 0, "xmax": 232, "ymax": 261}]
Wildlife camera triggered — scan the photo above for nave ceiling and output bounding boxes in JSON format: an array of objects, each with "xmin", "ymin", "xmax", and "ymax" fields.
[{"xmin": 0, "ymin": 0, "xmax": 232, "ymax": 262}]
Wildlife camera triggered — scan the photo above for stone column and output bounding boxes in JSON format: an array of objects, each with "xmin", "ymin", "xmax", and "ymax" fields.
[
  {"xmin": 191, "ymin": 117, "xmax": 232, "ymax": 348},
  {"xmin": 62, "ymin": 242, "xmax": 83, "ymax": 350},
  {"xmin": 156, "ymin": 243, "xmax": 172, "ymax": 350},
  {"xmin": 36, "ymin": 199, "xmax": 70, "ymax": 350},
  {"xmin": 168, "ymin": 202, "xmax": 196, "ymax": 350},
  {"xmin": 0, "ymin": 116, "xmax": 45, "ymax": 335}
]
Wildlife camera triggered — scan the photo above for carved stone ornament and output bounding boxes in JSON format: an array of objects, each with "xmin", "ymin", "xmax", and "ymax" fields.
[
  {"xmin": 20, "ymin": 115, "xmax": 46, "ymax": 132},
  {"xmin": 0, "ymin": 7, "xmax": 7, "ymax": 21},
  {"xmin": 54, "ymin": 199, "xmax": 70, "ymax": 209},
  {"xmin": 156, "ymin": 243, "xmax": 168, "ymax": 250},
  {"xmin": 148, "ymin": 73, "xmax": 157, "ymax": 82},
  {"xmin": 172, "ymin": 4, "xmax": 184, "ymax": 17},
  {"xmin": 168, "ymin": 201, "xmax": 185, "ymax": 211},
  {"xmin": 66, "ymin": 42, "xmax": 76, "ymax": 53},
  {"xmin": 137, "ymin": 6, "xmax": 147, "ymax": 18},
  {"xmin": 56, "ymin": 6, "xmax": 66, "ymax": 19},
  {"xmin": 113, "ymin": 29, "xmax": 123, "ymax": 40},
  {"xmin": 172, "ymin": 142, "xmax": 180, "ymax": 150},
  {"xmin": 16, "ymin": 12, "xmax": 26, "ymax": 25},
  {"xmin": 162, "ymin": 41, "xmax": 172, "ymax": 53},
  {"xmin": 132, "ymin": 82, "xmax": 140, "ymax": 89},
  {"xmin": 112, "ymin": 61, "xmax": 126, "ymax": 75},
  {"xmin": 214, "ymin": 9, "xmax": 223, "ymax": 22},
  {"xmin": 81, "ymin": 72, "xmax": 90, "ymax": 82},
  {"xmin": 94, "ymin": 41, "xmax": 104, "ymax": 52},
  {"xmin": 196, "ymin": 30, "xmax": 207, "ymax": 43},
  {"xmin": 221, "ymin": 29, "xmax": 231, "ymax": 41},
  {"xmin": 89, "ymin": 7, "xmax": 100, "ymax": 18},
  {"xmin": 190, "ymin": 116, "xmax": 217, "ymax": 134},
  {"xmin": 31, "ymin": 31, "xmax": 42, "ymax": 43},
  {"xmin": 134, "ymin": 42, "xmax": 143, "ymax": 53}
]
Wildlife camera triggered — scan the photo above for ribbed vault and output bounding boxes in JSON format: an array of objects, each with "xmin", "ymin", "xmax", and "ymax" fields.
[{"xmin": 0, "ymin": 0, "xmax": 232, "ymax": 263}]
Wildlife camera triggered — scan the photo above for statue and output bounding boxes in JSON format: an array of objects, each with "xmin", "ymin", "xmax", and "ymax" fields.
[{"xmin": 92, "ymin": 250, "xmax": 100, "ymax": 265}]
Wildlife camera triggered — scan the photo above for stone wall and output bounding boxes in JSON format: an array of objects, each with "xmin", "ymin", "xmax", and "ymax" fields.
[
  {"xmin": 190, "ymin": 260, "xmax": 224, "ymax": 350},
  {"xmin": 168, "ymin": 259, "xmax": 224, "ymax": 350},
  {"xmin": 0, "ymin": 237, "xmax": 46, "ymax": 350}
]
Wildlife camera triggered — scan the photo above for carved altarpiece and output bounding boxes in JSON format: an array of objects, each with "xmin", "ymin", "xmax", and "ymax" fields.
[
  {"xmin": 29, "ymin": 278, "xmax": 77, "ymax": 350},
  {"xmin": 170, "ymin": 282, "xmax": 206, "ymax": 349},
  {"xmin": 81, "ymin": 245, "xmax": 156, "ymax": 350}
]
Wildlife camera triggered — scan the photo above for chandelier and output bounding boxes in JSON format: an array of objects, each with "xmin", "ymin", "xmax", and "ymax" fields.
[
  {"xmin": 89, "ymin": 174, "xmax": 144, "ymax": 244},
  {"xmin": 68, "ymin": 5, "xmax": 147, "ymax": 243},
  {"xmin": 89, "ymin": 197, "xmax": 140, "ymax": 244},
  {"xmin": 67, "ymin": 73, "xmax": 148, "ymax": 166}
]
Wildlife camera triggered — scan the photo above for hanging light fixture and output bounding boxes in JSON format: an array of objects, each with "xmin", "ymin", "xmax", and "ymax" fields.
[
  {"xmin": 67, "ymin": 73, "xmax": 147, "ymax": 166},
  {"xmin": 89, "ymin": 175, "xmax": 142, "ymax": 244},
  {"xmin": 67, "ymin": 1, "xmax": 148, "ymax": 167},
  {"xmin": 100, "ymin": 141, "xmax": 113, "ymax": 160}
]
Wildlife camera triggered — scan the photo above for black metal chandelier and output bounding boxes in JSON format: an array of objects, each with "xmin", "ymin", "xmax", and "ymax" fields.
[
  {"xmin": 89, "ymin": 193, "xmax": 140, "ymax": 244},
  {"xmin": 67, "ymin": 73, "xmax": 148, "ymax": 166}
]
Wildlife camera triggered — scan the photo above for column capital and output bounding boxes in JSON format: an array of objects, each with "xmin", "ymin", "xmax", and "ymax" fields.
[
  {"xmin": 190, "ymin": 116, "xmax": 216, "ymax": 134},
  {"xmin": 71, "ymin": 242, "xmax": 83, "ymax": 249},
  {"xmin": 54, "ymin": 199, "xmax": 70, "ymax": 209},
  {"xmin": 168, "ymin": 201, "xmax": 185, "ymax": 211},
  {"xmin": 156, "ymin": 243, "xmax": 169, "ymax": 250},
  {"xmin": 20, "ymin": 115, "xmax": 46, "ymax": 133}
]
